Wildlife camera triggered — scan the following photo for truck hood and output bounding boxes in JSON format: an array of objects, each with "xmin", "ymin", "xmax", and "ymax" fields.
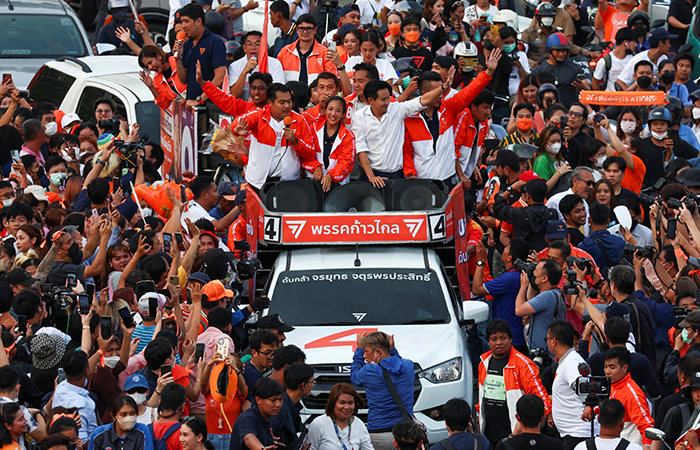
[
  {"xmin": 284, "ymin": 323, "xmax": 465, "ymax": 370},
  {"xmin": 2, "ymin": 58, "xmax": 52, "ymax": 89}
]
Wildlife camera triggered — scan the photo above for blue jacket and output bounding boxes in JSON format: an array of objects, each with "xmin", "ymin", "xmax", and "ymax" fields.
[
  {"xmin": 88, "ymin": 422, "xmax": 153, "ymax": 450},
  {"xmin": 351, "ymin": 348, "xmax": 414, "ymax": 431},
  {"xmin": 578, "ymin": 230, "xmax": 625, "ymax": 270},
  {"xmin": 636, "ymin": 290, "xmax": 674, "ymax": 351}
]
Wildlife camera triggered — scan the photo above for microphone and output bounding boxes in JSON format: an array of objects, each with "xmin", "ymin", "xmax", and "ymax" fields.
[{"xmin": 174, "ymin": 31, "xmax": 187, "ymax": 58}]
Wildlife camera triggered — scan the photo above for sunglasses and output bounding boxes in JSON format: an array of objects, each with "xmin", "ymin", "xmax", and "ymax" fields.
[
  {"xmin": 576, "ymin": 178, "xmax": 595, "ymax": 186},
  {"xmin": 568, "ymin": 111, "xmax": 584, "ymax": 118}
]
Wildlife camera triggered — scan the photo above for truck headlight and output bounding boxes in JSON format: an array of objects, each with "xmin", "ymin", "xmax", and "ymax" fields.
[{"xmin": 418, "ymin": 357, "xmax": 462, "ymax": 383}]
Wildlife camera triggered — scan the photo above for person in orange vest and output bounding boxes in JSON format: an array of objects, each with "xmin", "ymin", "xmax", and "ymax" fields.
[{"xmin": 477, "ymin": 319, "xmax": 552, "ymax": 447}]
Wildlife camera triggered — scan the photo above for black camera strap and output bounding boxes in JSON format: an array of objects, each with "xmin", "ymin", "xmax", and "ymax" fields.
[
  {"xmin": 585, "ymin": 437, "xmax": 630, "ymax": 450},
  {"xmin": 592, "ymin": 237, "xmax": 615, "ymax": 269}
]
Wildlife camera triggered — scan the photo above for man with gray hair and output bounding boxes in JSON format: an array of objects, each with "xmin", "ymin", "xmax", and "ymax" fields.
[
  {"xmin": 20, "ymin": 119, "xmax": 47, "ymax": 166},
  {"xmin": 545, "ymin": 166, "xmax": 595, "ymax": 222}
]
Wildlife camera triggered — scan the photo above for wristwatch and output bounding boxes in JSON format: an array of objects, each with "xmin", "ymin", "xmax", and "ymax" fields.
[
  {"xmin": 337, "ymin": 64, "xmax": 345, "ymax": 71},
  {"xmin": 505, "ymin": 185, "xmax": 513, "ymax": 193},
  {"xmin": 476, "ymin": 260, "xmax": 485, "ymax": 267}
]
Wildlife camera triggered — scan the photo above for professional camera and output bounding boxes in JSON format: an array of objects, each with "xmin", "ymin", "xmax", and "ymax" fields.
[
  {"xmin": 40, "ymin": 279, "xmax": 78, "ymax": 322},
  {"xmin": 529, "ymin": 347, "xmax": 551, "ymax": 367},
  {"xmin": 514, "ymin": 258, "xmax": 536, "ymax": 277},
  {"xmin": 624, "ymin": 243, "xmax": 656, "ymax": 259},
  {"xmin": 319, "ymin": 0, "xmax": 337, "ymax": 8},
  {"xmin": 98, "ymin": 116, "xmax": 121, "ymax": 135},
  {"xmin": 567, "ymin": 256, "xmax": 593, "ymax": 275},
  {"xmin": 684, "ymin": 195, "xmax": 698, "ymax": 215},
  {"xmin": 114, "ymin": 136, "xmax": 148, "ymax": 169},
  {"xmin": 575, "ymin": 374, "xmax": 611, "ymax": 398},
  {"xmin": 668, "ymin": 197, "xmax": 683, "ymax": 210},
  {"xmin": 639, "ymin": 193, "xmax": 657, "ymax": 207},
  {"xmin": 563, "ymin": 269, "xmax": 581, "ymax": 296},
  {"xmin": 232, "ymin": 240, "xmax": 260, "ymax": 281}
]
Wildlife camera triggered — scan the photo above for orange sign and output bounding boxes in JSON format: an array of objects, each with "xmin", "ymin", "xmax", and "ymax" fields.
[{"xmin": 579, "ymin": 90, "xmax": 666, "ymax": 106}]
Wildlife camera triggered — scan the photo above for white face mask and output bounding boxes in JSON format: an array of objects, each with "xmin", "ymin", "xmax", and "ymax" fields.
[
  {"xmin": 594, "ymin": 155, "xmax": 607, "ymax": 168},
  {"xmin": 620, "ymin": 120, "xmax": 637, "ymax": 135},
  {"xmin": 128, "ymin": 392, "xmax": 148, "ymax": 406},
  {"xmin": 2, "ymin": 199, "xmax": 13, "ymax": 207},
  {"xmin": 44, "ymin": 121, "xmax": 58, "ymax": 137},
  {"xmin": 693, "ymin": 108, "xmax": 700, "ymax": 120},
  {"xmin": 103, "ymin": 355, "xmax": 120, "ymax": 369},
  {"xmin": 116, "ymin": 416, "xmax": 137, "ymax": 431},
  {"xmin": 541, "ymin": 17, "xmax": 554, "ymax": 27},
  {"xmin": 651, "ymin": 130, "xmax": 668, "ymax": 140},
  {"xmin": 547, "ymin": 142, "xmax": 561, "ymax": 154}
]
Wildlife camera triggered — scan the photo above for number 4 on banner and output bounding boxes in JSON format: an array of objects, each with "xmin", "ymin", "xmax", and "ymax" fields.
[{"xmin": 305, "ymin": 328, "xmax": 379, "ymax": 352}]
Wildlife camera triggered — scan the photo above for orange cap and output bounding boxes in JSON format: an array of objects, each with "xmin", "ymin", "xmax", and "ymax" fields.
[{"xmin": 202, "ymin": 280, "xmax": 234, "ymax": 302}]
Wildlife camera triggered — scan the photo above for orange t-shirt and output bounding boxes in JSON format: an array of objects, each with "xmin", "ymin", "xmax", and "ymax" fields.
[
  {"xmin": 617, "ymin": 152, "xmax": 646, "ymax": 194},
  {"xmin": 600, "ymin": 6, "xmax": 632, "ymax": 43},
  {"xmin": 205, "ymin": 390, "xmax": 246, "ymax": 435},
  {"xmin": 151, "ymin": 421, "xmax": 183, "ymax": 450}
]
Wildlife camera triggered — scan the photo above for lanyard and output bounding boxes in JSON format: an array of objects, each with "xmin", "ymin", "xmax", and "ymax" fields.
[{"xmin": 332, "ymin": 419, "xmax": 352, "ymax": 450}]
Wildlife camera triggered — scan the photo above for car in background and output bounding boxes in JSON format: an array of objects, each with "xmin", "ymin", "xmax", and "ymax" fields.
[
  {"xmin": 27, "ymin": 55, "xmax": 160, "ymax": 144},
  {"xmin": 0, "ymin": 0, "xmax": 93, "ymax": 88}
]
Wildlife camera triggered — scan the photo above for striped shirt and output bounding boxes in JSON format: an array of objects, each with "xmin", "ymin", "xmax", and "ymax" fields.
[
  {"xmin": 132, "ymin": 324, "xmax": 156, "ymax": 355},
  {"xmin": 499, "ymin": 129, "xmax": 540, "ymax": 147}
]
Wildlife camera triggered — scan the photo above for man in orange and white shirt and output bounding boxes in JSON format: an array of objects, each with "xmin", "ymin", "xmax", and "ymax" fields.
[
  {"xmin": 402, "ymin": 49, "xmax": 501, "ymax": 190},
  {"xmin": 277, "ymin": 14, "xmax": 340, "ymax": 86},
  {"xmin": 478, "ymin": 319, "xmax": 551, "ymax": 445},
  {"xmin": 302, "ymin": 72, "xmax": 340, "ymax": 123},
  {"xmin": 584, "ymin": 347, "xmax": 654, "ymax": 446},
  {"xmin": 230, "ymin": 83, "xmax": 317, "ymax": 193}
]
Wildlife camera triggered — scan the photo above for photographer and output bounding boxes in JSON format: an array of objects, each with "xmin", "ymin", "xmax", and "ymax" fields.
[
  {"xmin": 473, "ymin": 238, "xmax": 532, "ymax": 355},
  {"xmin": 514, "ymin": 259, "xmax": 566, "ymax": 356},
  {"xmin": 477, "ymin": 320, "xmax": 551, "ymax": 446},
  {"xmin": 583, "ymin": 347, "xmax": 653, "ymax": 446},
  {"xmin": 578, "ymin": 317, "xmax": 661, "ymax": 400},
  {"xmin": 548, "ymin": 320, "xmax": 597, "ymax": 450},
  {"xmin": 665, "ymin": 311, "xmax": 700, "ymax": 391},
  {"xmin": 578, "ymin": 203, "xmax": 626, "ymax": 271}
]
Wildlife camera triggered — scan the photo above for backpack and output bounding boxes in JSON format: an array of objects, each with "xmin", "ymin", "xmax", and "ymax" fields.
[
  {"xmin": 439, "ymin": 433, "xmax": 484, "ymax": 450},
  {"xmin": 585, "ymin": 437, "xmax": 630, "ymax": 450},
  {"xmin": 601, "ymin": 53, "xmax": 613, "ymax": 89},
  {"xmin": 148, "ymin": 422, "xmax": 181, "ymax": 450}
]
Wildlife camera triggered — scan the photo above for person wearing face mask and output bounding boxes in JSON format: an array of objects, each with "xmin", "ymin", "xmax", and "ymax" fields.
[
  {"xmin": 48, "ymin": 222, "xmax": 111, "ymax": 288},
  {"xmin": 89, "ymin": 395, "xmax": 153, "ymax": 450},
  {"xmin": 531, "ymin": 33, "xmax": 590, "ymax": 108},
  {"xmin": 90, "ymin": 325, "xmax": 135, "ymax": 425},
  {"xmin": 495, "ymin": 26, "xmax": 529, "ymax": 98},
  {"xmin": 391, "ymin": 16, "xmax": 434, "ymax": 71},
  {"xmin": 691, "ymin": 92, "xmax": 700, "ymax": 142},
  {"xmin": 500, "ymin": 103, "xmax": 539, "ymax": 147},
  {"xmin": 44, "ymin": 157, "xmax": 69, "ymax": 204},
  {"xmin": 642, "ymin": 107, "xmax": 699, "ymax": 186},
  {"xmin": 0, "ymin": 366, "xmax": 46, "ymax": 450},
  {"xmin": 533, "ymin": 126, "xmax": 572, "ymax": 183},
  {"xmin": 350, "ymin": 331, "xmax": 414, "ymax": 450},
  {"xmin": 96, "ymin": 0, "xmax": 145, "ymax": 53},
  {"xmin": 658, "ymin": 60, "xmax": 692, "ymax": 118},
  {"xmin": 592, "ymin": 28, "xmax": 637, "ymax": 91},
  {"xmin": 615, "ymin": 28, "xmax": 673, "ymax": 91},
  {"xmin": 122, "ymin": 375, "xmax": 154, "ymax": 425}
]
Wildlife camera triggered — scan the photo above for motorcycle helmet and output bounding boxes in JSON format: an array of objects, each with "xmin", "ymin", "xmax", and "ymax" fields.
[
  {"xmin": 537, "ymin": 83, "xmax": 560, "ymax": 108},
  {"xmin": 627, "ymin": 10, "xmax": 650, "ymax": 29},
  {"xmin": 536, "ymin": 2, "xmax": 557, "ymax": 28},
  {"xmin": 493, "ymin": 9, "xmax": 519, "ymax": 32},
  {"xmin": 664, "ymin": 96, "xmax": 684, "ymax": 125},
  {"xmin": 205, "ymin": 11, "xmax": 225, "ymax": 36},
  {"xmin": 546, "ymin": 32, "xmax": 570, "ymax": 50},
  {"xmin": 454, "ymin": 41, "xmax": 478, "ymax": 57}
]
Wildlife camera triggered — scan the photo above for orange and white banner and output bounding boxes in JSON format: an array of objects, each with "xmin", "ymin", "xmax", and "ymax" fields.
[{"xmin": 579, "ymin": 90, "xmax": 666, "ymax": 106}]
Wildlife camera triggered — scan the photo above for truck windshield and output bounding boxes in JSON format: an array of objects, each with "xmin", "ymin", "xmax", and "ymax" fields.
[
  {"xmin": 269, "ymin": 269, "xmax": 450, "ymax": 326},
  {"xmin": 0, "ymin": 15, "xmax": 88, "ymax": 58}
]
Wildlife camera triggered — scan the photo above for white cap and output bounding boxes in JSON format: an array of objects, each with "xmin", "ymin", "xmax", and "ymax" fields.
[
  {"xmin": 61, "ymin": 113, "xmax": 82, "ymax": 129},
  {"xmin": 108, "ymin": 0, "xmax": 129, "ymax": 8},
  {"xmin": 24, "ymin": 185, "xmax": 48, "ymax": 203}
]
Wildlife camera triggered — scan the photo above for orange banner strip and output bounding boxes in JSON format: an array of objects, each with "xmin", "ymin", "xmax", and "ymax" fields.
[{"xmin": 579, "ymin": 90, "xmax": 666, "ymax": 106}]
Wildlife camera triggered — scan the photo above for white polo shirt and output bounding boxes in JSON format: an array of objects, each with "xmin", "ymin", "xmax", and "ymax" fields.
[
  {"xmin": 352, "ymin": 96, "xmax": 425, "ymax": 174},
  {"xmin": 228, "ymin": 56, "xmax": 286, "ymax": 101},
  {"xmin": 552, "ymin": 348, "xmax": 600, "ymax": 438}
]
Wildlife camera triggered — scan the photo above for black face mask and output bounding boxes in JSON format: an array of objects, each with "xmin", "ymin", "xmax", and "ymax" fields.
[
  {"xmin": 625, "ymin": 48, "xmax": 635, "ymax": 56},
  {"xmin": 634, "ymin": 25, "xmax": 647, "ymax": 38},
  {"xmin": 67, "ymin": 242, "xmax": 82, "ymax": 264},
  {"xmin": 36, "ymin": 167, "xmax": 45, "ymax": 179},
  {"xmin": 661, "ymin": 71, "xmax": 676, "ymax": 85},
  {"xmin": 637, "ymin": 75, "xmax": 652, "ymax": 89}
]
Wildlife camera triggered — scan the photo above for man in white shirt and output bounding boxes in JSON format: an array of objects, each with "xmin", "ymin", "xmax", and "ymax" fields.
[
  {"xmin": 615, "ymin": 28, "xmax": 673, "ymax": 90},
  {"xmin": 356, "ymin": 0, "xmax": 386, "ymax": 26},
  {"xmin": 592, "ymin": 27, "xmax": 636, "ymax": 91},
  {"xmin": 352, "ymin": 75, "xmax": 455, "ymax": 188},
  {"xmin": 546, "ymin": 166, "xmax": 595, "ymax": 222},
  {"xmin": 228, "ymin": 31, "xmax": 286, "ymax": 101},
  {"xmin": 573, "ymin": 399, "xmax": 643, "ymax": 450},
  {"xmin": 548, "ymin": 319, "xmax": 599, "ymax": 450},
  {"xmin": 181, "ymin": 175, "xmax": 240, "ymax": 231}
]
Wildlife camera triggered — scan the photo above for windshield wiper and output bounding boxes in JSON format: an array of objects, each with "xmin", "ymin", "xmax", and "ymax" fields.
[{"xmin": 401, "ymin": 318, "xmax": 447, "ymax": 325}]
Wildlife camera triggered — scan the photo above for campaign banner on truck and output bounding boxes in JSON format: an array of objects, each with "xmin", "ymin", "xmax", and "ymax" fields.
[
  {"xmin": 246, "ymin": 190, "xmax": 263, "ymax": 297},
  {"xmin": 579, "ymin": 90, "xmax": 666, "ymax": 106},
  {"xmin": 160, "ymin": 102, "xmax": 197, "ymax": 182},
  {"xmin": 451, "ymin": 186, "xmax": 471, "ymax": 302}
]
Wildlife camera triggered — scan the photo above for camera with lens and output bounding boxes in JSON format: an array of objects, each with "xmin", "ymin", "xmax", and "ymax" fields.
[
  {"xmin": 232, "ymin": 240, "xmax": 259, "ymax": 281},
  {"xmin": 639, "ymin": 193, "xmax": 657, "ymax": 207},
  {"xmin": 668, "ymin": 197, "xmax": 683, "ymax": 210},
  {"xmin": 567, "ymin": 256, "xmax": 593, "ymax": 275},
  {"xmin": 684, "ymin": 196, "xmax": 698, "ymax": 215},
  {"xmin": 529, "ymin": 347, "xmax": 551, "ymax": 367},
  {"xmin": 575, "ymin": 375, "xmax": 610, "ymax": 398},
  {"xmin": 98, "ymin": 116, "xmax": 121, "ymax": 136},
  {"xmin": 563, "ymin": 269, "xmax": 581, "ymax": 296},
  {"xmin": 40, "ymin": 276, "xmax": 79, "ymax": 322},
  {"xmin": 624, "ymin": 243, "xmax": 656, "ymax": 259},
  {"xmin": 113, "ymin": 136, "xmax": 148, "ymax": 169},
  {"xmin": 514, "ymin": 258, "xmax": 536, "ymax": 277}
]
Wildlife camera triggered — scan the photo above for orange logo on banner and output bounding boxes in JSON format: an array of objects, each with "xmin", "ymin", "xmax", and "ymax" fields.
[
  {"xmin": 281, "ymin": 214, "xmax": 429, "ymax": 243},
  {"xmin": 579, "ymin": 90, "xmax": 666, "ymax": 106},
  {"xmin": 305, "ymin": 328, "xmax": 379, "ymax": 352}
]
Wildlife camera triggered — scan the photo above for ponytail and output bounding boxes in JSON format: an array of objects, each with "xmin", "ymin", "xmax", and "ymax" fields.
[{"xmin": 204, "ymin": 440, "xmax": 215, "ymax": 450}]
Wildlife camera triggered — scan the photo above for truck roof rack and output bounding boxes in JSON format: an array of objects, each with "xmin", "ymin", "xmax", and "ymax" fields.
[{"xmin": 54, "ymin": 56, "xmax": 92, "ymax": 73}]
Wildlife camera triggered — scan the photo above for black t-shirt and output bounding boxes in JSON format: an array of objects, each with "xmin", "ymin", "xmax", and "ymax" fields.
[
  {"xmin": 391, "ymin": 46, "xmax": 434, "ymax": 72},
  {"xmin": 495, "ymin": 433, "xmax": 564, "ymax": 450},
  {"xmin": 616, "ymin": 187, "xmax": 639, "ymax": 203},
  {"xmin": 568, "ymin": 227, "xmax": 585, "ymax": 246},
  {"xmin": 483, "ymin": 355, "xmax": 511, "ymax": 446},
  {"xmin": 48, "ymin": 261, "xmax": 86, "ymax": 288},
  {"xmin": 531, "ymin": 60, "xmax": 582, "ymax": 107},
  {"xmin": 642, "ymin": 137, "xmax": 699, "ymax": 186}
]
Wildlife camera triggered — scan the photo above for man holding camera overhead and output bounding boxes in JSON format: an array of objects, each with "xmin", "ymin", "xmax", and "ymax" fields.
[{"xmin": 514, "ymin": 259, "xmax": 566, "ymax": 358}]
